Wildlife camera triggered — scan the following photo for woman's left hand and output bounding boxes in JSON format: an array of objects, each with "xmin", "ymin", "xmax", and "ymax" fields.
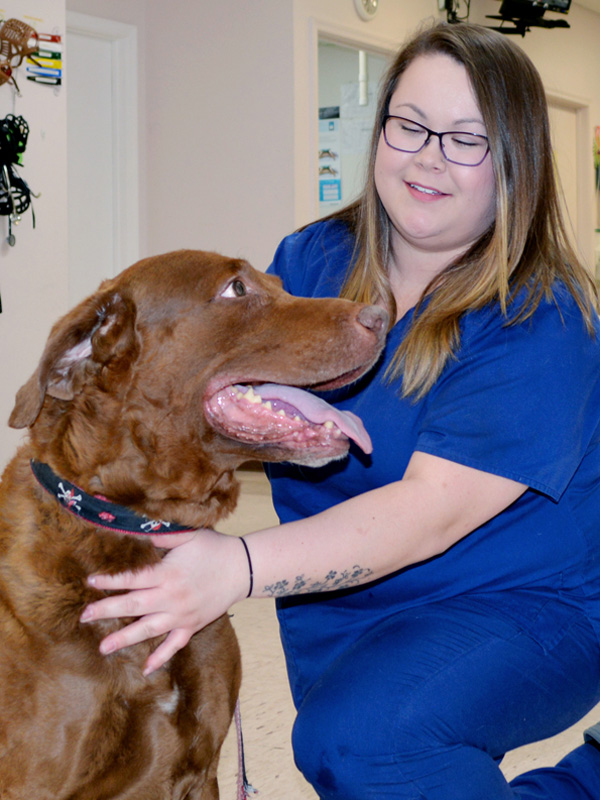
[{"xmin": 79, "ymin": 528, "xmax": 249, "ymax": 675}]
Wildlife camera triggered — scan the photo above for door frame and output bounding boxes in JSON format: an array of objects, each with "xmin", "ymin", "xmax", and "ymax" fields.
[
  {"xmin": 546, "ymin": 89, "xmax": 594, "ymax": 271},
  {"xmin": 295, "ymin": 17, "xmax": 396, "ymax": 226},
  {"xmin": 66, "ymin": 11, "xmax": 140, "ymax": 272}
]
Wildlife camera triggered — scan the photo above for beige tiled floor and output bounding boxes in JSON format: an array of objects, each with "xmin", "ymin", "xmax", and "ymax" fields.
[{"xmin": 216, "ymin": 469, "xmax": 600, "ymax": 799}]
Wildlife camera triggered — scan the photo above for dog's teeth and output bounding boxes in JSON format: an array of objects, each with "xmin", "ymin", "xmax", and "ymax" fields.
[
  {"xmin": 277, "ymin": 409, "xmax": 287, "ymax": 417},
  {"xmin": 323, "ymin": 420, "xmax": 334, "ymax": 429},
  {"xmin": 264, "ymin": 401, "xmax": 272, "ymax": 410},
  {"xmin": 294, "ymin": 416, "xmax": 302, "ymax": 422},
  {"xmin": 244, "ymin": 387, "xmax": 262, "ymax": 404}
]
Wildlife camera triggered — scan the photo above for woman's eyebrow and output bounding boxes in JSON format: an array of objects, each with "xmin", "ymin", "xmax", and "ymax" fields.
[
  {"xmin": 452, "ymin": 116, "xmax": 486, "ymax": 128},
  {"xmin": 389, "ymin": 101, "xmax": 425, "ymax": 118},
  {"xmin": 389, "ymin": 102, "xmax": 485, "ymax": 129}
]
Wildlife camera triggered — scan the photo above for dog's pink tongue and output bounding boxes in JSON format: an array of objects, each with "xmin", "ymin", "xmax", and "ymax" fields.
[{"xmin": 255, "ymin": 383, "xmax": 373, "ymax": 454}]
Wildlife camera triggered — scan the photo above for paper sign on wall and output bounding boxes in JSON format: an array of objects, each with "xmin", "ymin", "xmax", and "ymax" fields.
[{"xmin": 319, "ymin": 107, "xmax": 341, "ymax": 211}]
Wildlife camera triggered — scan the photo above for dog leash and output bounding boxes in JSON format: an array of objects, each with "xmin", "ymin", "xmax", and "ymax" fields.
[
  {"xmin": 235, "ymin": 699, "xmax": 258, "ymax": 799},
  {"xmin": 30, "ymin": 459, "xmax": 257, "ymax": 798}
]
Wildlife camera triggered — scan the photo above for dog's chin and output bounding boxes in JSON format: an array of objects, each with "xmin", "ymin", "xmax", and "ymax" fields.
[{"xmin": 264, "ymin": 447, "xmax": 350, "ymax": 469}]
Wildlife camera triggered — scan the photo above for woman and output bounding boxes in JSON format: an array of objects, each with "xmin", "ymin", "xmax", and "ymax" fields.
[{"xmin": 82, "ymin": 22, "xmax": 600, "ymax": 799}]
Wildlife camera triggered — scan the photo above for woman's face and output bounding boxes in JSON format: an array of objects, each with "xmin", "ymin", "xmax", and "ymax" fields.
[{"xmin": 374, "ymin": 53, "xmax": 496, "ymax": 267}]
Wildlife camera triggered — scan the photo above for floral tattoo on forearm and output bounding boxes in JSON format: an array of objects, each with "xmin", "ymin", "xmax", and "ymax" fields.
[{"xmin": 263, "ymin": 565, "xmax": 374, "ymax": 597}]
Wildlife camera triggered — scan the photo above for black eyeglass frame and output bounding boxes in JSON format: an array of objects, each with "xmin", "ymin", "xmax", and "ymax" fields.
[{"xmin": 382, "ymin": 115, "xmax": 490, "ymax": 167}]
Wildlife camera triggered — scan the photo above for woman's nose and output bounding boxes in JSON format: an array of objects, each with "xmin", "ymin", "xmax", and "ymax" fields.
[{"xmin": 415, "ymin": 135, "xmax": 445, "ymax": 168}]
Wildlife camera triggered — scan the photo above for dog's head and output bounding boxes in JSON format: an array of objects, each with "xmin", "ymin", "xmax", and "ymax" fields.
[{"xmin": 10, "ymin": 250, "xmax": 387, "ymax": 525}]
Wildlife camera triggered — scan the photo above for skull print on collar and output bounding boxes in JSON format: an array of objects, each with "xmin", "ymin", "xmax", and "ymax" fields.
[{"xmin": 30, "ymin": 460, "xmax": 195, "ymax": 535}]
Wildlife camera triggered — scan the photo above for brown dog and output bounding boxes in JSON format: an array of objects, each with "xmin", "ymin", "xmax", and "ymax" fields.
[{"xmin": 0, "ymin": 250, "xmax": 387, "ymax": 800}]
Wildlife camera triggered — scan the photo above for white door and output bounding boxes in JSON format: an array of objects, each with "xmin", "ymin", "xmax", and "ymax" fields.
[
  {"xmin": 66, "ymin": 12, "xmax": 139, "ymax": 305},
  {"xmin": 546, "ymin": 96, "xmax": 594, "ymax": 270},
  {"xmin": 547, "ymin": 103, "xmax": 578, "ymax": 243}
]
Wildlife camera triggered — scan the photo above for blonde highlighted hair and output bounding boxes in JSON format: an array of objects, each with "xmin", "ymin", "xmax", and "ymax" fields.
[{"xmin": 334, "ymin": 22, "xmax": 598, "ymax": 399}]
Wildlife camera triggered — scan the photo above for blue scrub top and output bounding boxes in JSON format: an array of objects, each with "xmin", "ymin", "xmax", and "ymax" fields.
[{"xmin": 265, "ymin": 219, "xmax": 600, "ymax": 703}]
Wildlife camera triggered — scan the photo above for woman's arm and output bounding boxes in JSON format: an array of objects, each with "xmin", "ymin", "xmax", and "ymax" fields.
[
  {"xmin": 252, "ymin": 451, "xmax": 525, "ymax": 596},
  {"xmin": 81, "ymin": 451, "xmax": 526, "ymax": 674}
]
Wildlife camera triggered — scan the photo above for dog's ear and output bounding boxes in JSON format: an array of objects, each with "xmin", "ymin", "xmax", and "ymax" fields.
[{"xmin": 9, "ymin": 290, "xmax": 138, "ymax": 429}]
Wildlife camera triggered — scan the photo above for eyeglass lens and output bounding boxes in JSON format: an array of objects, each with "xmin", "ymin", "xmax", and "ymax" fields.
[{"xmin": 384, "ymin": 117, "xmax": 489, "ymax": 166}]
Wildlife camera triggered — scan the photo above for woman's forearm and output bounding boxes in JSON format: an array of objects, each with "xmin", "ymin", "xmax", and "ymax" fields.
[
  {"xmin": 245, "ymin": 453, "xmax": 526, "ymax": 598},
  {"xmin": 245, "ymin": 482, "xmax": 431, "ymax": 598}
]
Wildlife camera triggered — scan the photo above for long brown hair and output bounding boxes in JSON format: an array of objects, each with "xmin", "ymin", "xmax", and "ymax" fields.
[{"xmin": 335, "ymin": 22, "xmax": 598, "ymax": 399}]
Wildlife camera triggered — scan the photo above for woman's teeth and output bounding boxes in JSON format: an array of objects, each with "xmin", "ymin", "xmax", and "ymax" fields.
[{"xmin": 410, "ymin": 183, "xmax": 441, "ymax": 195}]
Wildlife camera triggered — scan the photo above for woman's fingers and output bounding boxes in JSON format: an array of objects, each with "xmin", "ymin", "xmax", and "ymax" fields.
[
  {"xmin": 79, "ymin": 531, "xmax": 248, "ymax": 669},
  {"xmin": 87, "ymin": 564, "xmax": 159, "ymax": 592},
  {"xmin": 98, "ymin": 612, "xmax": 168, "ymax": 654},
  {"xmin": 80, "ymin": 586, "xmax": 159, "ymax": 623},
  {"xmin": 143, "ymin": 629, "xmax": 193, "ymax": 675}
]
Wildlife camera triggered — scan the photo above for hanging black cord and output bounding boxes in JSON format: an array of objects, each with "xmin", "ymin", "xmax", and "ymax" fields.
[{"xmin": 0, "ymin": 114, "xmax": 35, "ymax": 248}]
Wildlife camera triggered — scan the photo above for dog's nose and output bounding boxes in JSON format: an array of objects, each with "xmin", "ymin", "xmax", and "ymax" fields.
[{"xmin": 357, "ymin": 305, "xmax": 388, "ymax": 335}]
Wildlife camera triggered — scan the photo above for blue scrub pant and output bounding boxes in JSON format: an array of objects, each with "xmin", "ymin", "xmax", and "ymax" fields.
[{"xmin": 289, "ymin": 593, "xmax": 600, "ymax": 799}]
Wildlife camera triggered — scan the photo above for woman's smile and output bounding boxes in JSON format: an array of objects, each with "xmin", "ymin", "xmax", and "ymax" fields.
[{"xmin": 405, "ymin": 180, "xmax": 450, "ymax": 200}]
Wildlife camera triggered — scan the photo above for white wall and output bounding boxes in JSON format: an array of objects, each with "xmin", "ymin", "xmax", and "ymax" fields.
[
  {"xmin": 67, "ymin": 0, "xmax": 295, "ymax": 273},
  {"xmin": 62, "ymin": 0, "xmax": 148, "ymax": 258},
  {"xmin": 0, "ymin": 0, "xmax": 68, "ymax": 466},
  {"xmin": 143, "ymin": 1, "xmax": 294, "ymax": 271}
]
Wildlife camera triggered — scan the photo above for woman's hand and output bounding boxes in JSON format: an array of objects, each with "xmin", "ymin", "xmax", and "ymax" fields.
[{"xmin": 79, "ymin": 529, "xmax": 249, "ymax": 675}]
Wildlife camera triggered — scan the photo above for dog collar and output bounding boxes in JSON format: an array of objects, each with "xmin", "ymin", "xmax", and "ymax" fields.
[{"xmin": 30, "ymin": 459, "xmax": 195, "ymax": 536}]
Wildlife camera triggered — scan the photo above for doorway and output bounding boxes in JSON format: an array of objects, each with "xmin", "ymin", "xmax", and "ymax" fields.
[
  {"xmin": 546, "ymin": 95, "xmax": 594, "ymax": 271},
  {"xmin": 66, "ymin": 11, "xmax": 139, "ymax": 305}
]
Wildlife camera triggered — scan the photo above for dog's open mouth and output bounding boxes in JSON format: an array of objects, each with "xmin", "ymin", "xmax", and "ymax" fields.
[{"xmin": 205, "ymin": 383, "xmax": 372, "ymax": 455}]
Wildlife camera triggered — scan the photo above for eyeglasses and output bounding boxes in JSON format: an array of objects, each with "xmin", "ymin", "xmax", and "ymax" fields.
[{"xmin": 382, "ymin": 115, "xmax": 490, "ymax": 167}]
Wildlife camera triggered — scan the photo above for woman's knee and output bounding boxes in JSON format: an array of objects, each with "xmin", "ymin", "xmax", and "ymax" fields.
[
  {"xmin": 291, "ymin": 687, "xmax": 422, "ymax": 800},
  {"xmin": 292, "ymin": 696, "xmax": 369, "ymax": 800},
  {"xmin": 289, "ymin": 660, "xmax": 509, "ymax": 800},
  {"xmin": 292, "ymin": 704, "xmax": 507, "ymax": 800}
]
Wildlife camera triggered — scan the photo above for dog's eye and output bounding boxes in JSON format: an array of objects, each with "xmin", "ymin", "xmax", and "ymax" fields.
[{"xmin": 220, "ymin": 279, "xmax": 247, "ymax": 298}]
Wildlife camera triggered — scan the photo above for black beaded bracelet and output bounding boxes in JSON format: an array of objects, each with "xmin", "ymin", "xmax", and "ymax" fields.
[{"xmin": 239, "ymin": 536, "xmax": 254, "ymax": 598}]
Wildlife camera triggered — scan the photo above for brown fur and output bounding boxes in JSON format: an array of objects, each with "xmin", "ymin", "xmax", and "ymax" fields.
[{"xmin": 0, "ymin": 250, "xmax": 387, "ymax": 799}]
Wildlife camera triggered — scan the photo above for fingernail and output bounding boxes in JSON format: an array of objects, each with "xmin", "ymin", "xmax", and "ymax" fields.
[
  {"xmin": 80, "ymin": 608, "xmax": 93, "ymax": 622},
  {"xmin": 100, "ymin": 640, "xmax": 115, "ymax": 655},
  {"xmin": 87, "ymin": 575, "xmax": 97, "ymax": 586}
]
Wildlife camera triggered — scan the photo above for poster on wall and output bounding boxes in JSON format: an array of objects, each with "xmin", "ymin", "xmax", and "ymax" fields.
[
  {"xmin": 318, "ymin": 106, "xmax": 341, "ymax": 214},
  {"xmin": 318, "ymin": 80, "xmax": 379, "ymax": 218}
]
